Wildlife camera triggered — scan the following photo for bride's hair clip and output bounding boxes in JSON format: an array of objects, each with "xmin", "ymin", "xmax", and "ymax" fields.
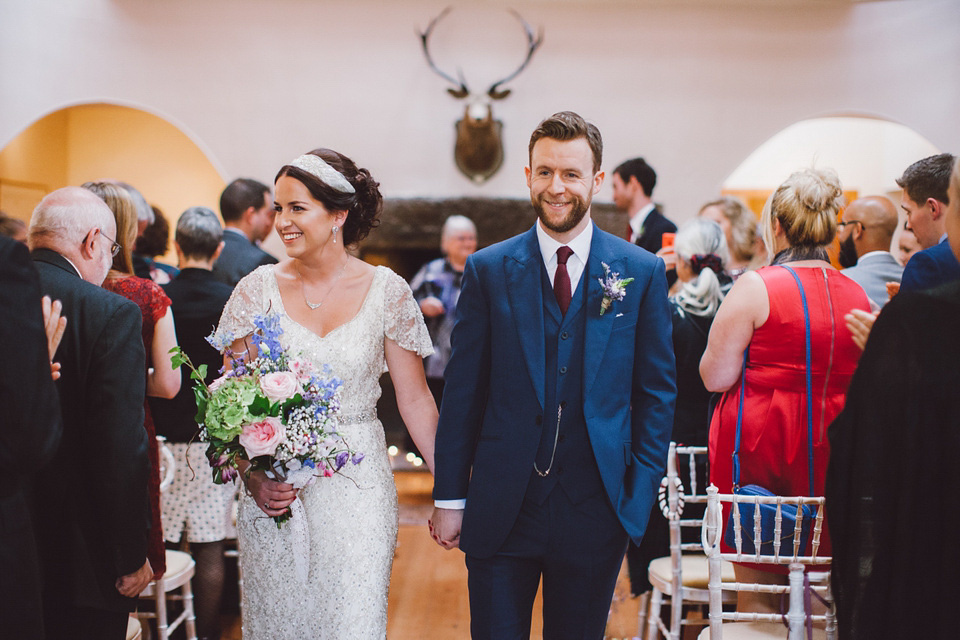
[{"xmin": 290, "ymin": 154, "xmax": 356, "ymax": 195}]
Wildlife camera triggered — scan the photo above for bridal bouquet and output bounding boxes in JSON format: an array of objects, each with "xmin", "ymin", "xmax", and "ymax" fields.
[{"xmin": 170, "ymin": 311, "xmax": 363, "ymax": 527}]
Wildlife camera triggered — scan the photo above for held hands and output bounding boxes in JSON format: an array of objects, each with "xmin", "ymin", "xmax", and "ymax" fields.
[
  {"xmin": 246, "ymin": 470, "xmax": 298, "ymax": 517},
  {"xmin": 42, "ymin": 296, "xmax": 67, "ymax": 380},
  {"xmin": 116, "ymin": 559, "xmax": 153, "ymax": 597},
  {"xmin": 428, "ymin": 507, "xmax": 463, "ymax": 550},
  {"xmin": 845, "ymin": 308, "xmax": 878, "ymax": 351}
]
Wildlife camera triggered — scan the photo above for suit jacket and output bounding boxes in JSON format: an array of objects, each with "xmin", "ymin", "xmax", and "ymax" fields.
[
  {"xmin": 212, "ymin": 228, "xmax": 278, "ymax": 287},
  {"xmin": 841, "ymin": 251, "xmax": 903, "ymax": 308},
  {"xmin": 151, "ymin": 268, "xmax": 234, "ymax": 442},
  {"xmin": 900, "ymin": 238, "xmax": 960, "ymax": 294},
  {"xmin": 0, "ymin": 238, "xmax": 62, "ymax": 638},
  {"xmin": 634, "ymin": 208, "xmax": 677, "ymax": 255},
  {"xmin": 434, "ymin": 223, "xmax": 676, "ymax": 558},
  {"xmin": 31, "ymin": 249, "xmax": 150, "ymax": 613}
]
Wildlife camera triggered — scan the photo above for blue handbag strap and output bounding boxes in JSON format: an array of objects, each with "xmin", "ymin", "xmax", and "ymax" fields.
[{"xmin": 732, "ymin": 266, "xmax": 815, "ymax": 497}]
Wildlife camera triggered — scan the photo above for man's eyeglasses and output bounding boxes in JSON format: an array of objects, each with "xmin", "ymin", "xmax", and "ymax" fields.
[
  {"xmin": 836, "ymin": 220, "xmax": 880, "ymax": 231},
  {"xmin": 100, "ymin": 230, "xmax": 122, "ymax": 257}
]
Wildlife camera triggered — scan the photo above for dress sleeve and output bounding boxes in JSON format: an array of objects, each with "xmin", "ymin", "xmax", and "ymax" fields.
[
  {"xmin": 383, "ymin": 269, "xmax": 434, "ymax": 357},
  {"xmin": 215, "ymin": 267, "xmax": 270, "ymax": 342},
  {"xmin": 144, "ymin": 278, "xmax": 172, "ymax": 324}
]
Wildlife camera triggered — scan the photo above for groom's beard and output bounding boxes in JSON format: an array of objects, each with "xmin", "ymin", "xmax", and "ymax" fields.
[
  {"xmin": 838, "ymin": 235, "xmax": 859, "ymax": 269},
  {"xmin": 532, "ymin": 193, "xmax": 590, "ymax": 234}
]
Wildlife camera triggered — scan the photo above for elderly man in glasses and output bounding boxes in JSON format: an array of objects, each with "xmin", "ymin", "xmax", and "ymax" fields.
[{"xmin": 28, "ymin": 186, "xmax": 152, "ymax": 640}]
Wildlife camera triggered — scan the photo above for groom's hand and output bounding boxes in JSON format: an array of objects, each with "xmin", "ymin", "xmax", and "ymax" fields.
[{"xmin": 429, "ymin": 507, "xmax": 463, "ymax": 550}]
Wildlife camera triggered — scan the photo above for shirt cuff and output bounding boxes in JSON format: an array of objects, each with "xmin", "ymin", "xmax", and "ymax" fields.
[{"xmin": 434, "ymin": 499, "xmax": 466, "ymax": 509}]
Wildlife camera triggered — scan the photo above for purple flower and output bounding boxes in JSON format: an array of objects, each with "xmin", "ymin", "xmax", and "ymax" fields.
[
  {"xmin": 335, "ymin": 451, "xmax": 350, "ymax": 470},
  {"xmin": 352, "ymin": 452, "xmax": 365, "ymax": 465}
]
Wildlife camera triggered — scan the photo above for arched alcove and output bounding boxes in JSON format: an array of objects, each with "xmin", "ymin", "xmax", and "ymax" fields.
[{"xmin": 0, "ymin": 103, "xmax": 226, "ymax": 262}]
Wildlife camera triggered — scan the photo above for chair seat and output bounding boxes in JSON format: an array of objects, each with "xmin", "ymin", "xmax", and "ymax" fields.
[
  {"xmin": 140, "ymin": 549, "xmax": 195, "ymax": 596},
  {"xmin": 698, "ymin": 621, "xmax": 827, "ymax": 639},
  {"xmin": 649, "ymin": 555, "xmax": 737, "ymax": 592},
  {"xmin": 126, "ymin": 615, "xmax": 142, "ymax": 640}
]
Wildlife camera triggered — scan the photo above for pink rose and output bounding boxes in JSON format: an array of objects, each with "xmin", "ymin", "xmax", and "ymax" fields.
[
  {"xmin": 239, "ymin": 417, "xmax": 285, "ymax": 458},
  {"xmin": 259, "ymin": 372, "xmax": 302, "ymax": 404},
  {"xmin": 208, "ymin": 375, "xmax": 229, "ymax": 393},
  {"xmin": 289, "ymin": 359, "xmax": 316, "ymax": 383}
]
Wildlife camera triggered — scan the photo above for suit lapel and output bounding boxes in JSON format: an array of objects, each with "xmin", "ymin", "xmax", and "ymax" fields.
[
  {"xmin": 505, "ymin": 227, "xmax": 546, "ymax": 411},
  {"xmin": 584, "ymin": 227, "xmax": 626, "ymax": 395}
]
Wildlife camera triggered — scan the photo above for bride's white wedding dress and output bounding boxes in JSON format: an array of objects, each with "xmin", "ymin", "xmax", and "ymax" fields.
[{"xmin": 216, "ymin": 265, "xmax": 432, "ymax": 639}]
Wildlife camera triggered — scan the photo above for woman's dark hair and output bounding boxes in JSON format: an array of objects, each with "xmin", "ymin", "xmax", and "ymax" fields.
[
  {"xmin": 275, "ymin": 148, "xmax": 382, "ymax": 247},
  {"xmin": 135, "ymin": 205, "xmax": 170, "ymax": 257}
]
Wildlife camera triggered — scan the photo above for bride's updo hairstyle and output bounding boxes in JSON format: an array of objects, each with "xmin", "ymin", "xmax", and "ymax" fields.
[
  {"xmin": 761, "ymin": 167, "xmax": 844, "ymax": 264},
  {"xmin": 275, "ymin": 148, "xmax": 382, "ymax": 247}
]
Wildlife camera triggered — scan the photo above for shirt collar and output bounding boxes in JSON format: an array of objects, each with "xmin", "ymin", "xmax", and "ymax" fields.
[
  {"xmin": 857, "ymin": 250, "xmax": 893, "ymax": 262},
  {"xmin": 536, "ymin": 219, "xmax": 593, "ymax": 267}
]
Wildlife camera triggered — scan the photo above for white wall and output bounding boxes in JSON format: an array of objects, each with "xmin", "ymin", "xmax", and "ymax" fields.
[{"xmin": 1, "ymin": 0, "xmax": 958, "ymax": 226}]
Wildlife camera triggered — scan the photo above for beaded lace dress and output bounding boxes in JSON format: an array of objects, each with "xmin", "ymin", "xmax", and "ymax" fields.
[{"xmin": 216, "ymin": 265, "xmax": 432, "ymax": 639}]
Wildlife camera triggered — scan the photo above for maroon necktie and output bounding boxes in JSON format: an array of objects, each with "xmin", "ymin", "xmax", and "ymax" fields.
[
  {"xmin": 626, "ymin": 223, "xmax": 633, "ymax": 243},
  {"xmin": 554, "ymin": 246, "xmax": 573, "ymax": 315}
]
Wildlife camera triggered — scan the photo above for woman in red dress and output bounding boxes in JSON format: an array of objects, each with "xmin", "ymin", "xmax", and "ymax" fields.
[
  {"xmin": 700, "ymin": 167, "xmax": 871, "ymax": 611},
  {"xmin": 83, "ymin": 181, "xmax": 180, "ymax": 579}
]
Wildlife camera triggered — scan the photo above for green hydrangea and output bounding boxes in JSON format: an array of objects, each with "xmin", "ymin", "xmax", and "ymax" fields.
[{"xmin": 204, "ymin": 377, "xmax": 259, "ymax": 441}]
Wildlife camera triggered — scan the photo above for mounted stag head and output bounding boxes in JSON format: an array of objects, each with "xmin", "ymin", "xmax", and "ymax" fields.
[{"xmin": 419, "ymin": 8, "xmax": 543, "ymax": 184}]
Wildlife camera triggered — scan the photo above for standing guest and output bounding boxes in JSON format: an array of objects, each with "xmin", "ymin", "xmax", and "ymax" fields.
[
  {"xmin": 627, "ymin": 217, "xmax": 731, "ymax": 598},
  {"xmin": 432, "ymin": 112, "xmax": 676, "ymax": 638},
  {"xmin": 612, "ymin": 157, "xmax": 677, "ymax": 253},
  {"xmin": 84, "ymin": 181, "xmax": 181, "ymax": 581},
  {"xmin": 836, "ymin": 196, "xmax": 903, "ymax": 308},
  {"xmin": 29, "ymin": 187, "xmax": 152, "ymax": 639},
  {"xmin": 0, "ymin": 211, "xmax": 28, "ymax": 243},
  {"xmin": 826, "ymin": 156, "xmax": 960, "ymax": 640},
  {"xmin": 1, "ymin": 235, "xmax": 64, "ymax": 640},
  {"xmin": 700, "ymin": 167, "xmax": 870, "ymax": 612},
  {"xmin": 150, "ymin": 207, "xmax": 234, "ymax": 640},
  {"xmin": 410, "ymin": 214, "xmax": 478, "ymax": 401},
  {"xmin": 135, "ymin": 205, "xmax": 180, "ymax": 284},
  {"xmin": 898, "ymin": 153, "xmax": 960, "ymax": 292},
  {"xmin": 897, "ymin": 225, "xmax": 921, "ymax": 266},
  {"xmin": 698, "ymin": 196, "xmax": 760, "ymax": 279},
  {"xmin": 212, "ymin": 178, "xmax": 278, "ymax": 287},
  {"xmin": 111, "ymin": 180, "xmax": 156, "ymax": 280}
]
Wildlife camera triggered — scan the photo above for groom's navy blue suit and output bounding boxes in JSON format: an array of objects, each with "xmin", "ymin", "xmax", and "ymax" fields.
[{"xmin": 435, "ymin": 223, "xmax": 676, "ymax": 638}]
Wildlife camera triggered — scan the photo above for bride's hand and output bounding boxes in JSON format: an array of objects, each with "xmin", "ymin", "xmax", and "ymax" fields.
[{"xmin": 245, "ymin": 470, "xmax": 298, "ymax": 517}]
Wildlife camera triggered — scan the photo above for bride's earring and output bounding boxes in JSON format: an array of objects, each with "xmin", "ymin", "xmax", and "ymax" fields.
[{"xmin": 332, "ymin": 225, "xmax": 339, "ymax": 244}]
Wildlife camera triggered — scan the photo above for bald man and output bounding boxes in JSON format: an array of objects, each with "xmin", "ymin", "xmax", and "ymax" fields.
[{"xmin": 837, "ymin": 196, "xmax": 903, "ymax": 307}]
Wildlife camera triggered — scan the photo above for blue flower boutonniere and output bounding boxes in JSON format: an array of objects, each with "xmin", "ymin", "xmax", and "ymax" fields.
[{"xmin": 598, "ymin": 262, "xmax": 634, "ymax": 316}]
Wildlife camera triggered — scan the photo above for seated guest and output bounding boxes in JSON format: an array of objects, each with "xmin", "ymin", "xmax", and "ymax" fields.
[
  {"xmin": 837, "ymin": 196, "xmax": 903, "ymax": 308},
  {"xmin": 898, "ymin": 153, "xmax": 960, "ymax": 292},
  {"xmin": 84, "ymin": 181, "xmax": 181, "ymax": 580},
  {"xmin": 698, "ymin": 196, "xmax": 759, "ymax": 279},
  {"xmin": 151, "ymin": 206, "xmax": 235, "ymax": 640},
  {"xmin": 827, "ymin": 156, "xmax": 960, "ymax": 639},
  {"xmin": 700, "ymin": 167, "xmax": 870, "ymax": 612},
  {"xmin": 29, "ymin": 187, "xmax": 152, "ymax": 639},
  {"xmin": 627, "ymin": 217, "xmax": 731, "ymax": 597},
  {"xmin": 135, "ymin": 205, "xmax": 179, "ymax": 284}
]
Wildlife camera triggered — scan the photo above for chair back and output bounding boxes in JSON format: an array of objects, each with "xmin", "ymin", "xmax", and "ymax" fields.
[
  {"xmin": 157, "ymin": 436, "xmax": 175, "ymax": 492},
  {"xmin": 700, "ymin": 484, "xmax": 836, "ymax": 639}
]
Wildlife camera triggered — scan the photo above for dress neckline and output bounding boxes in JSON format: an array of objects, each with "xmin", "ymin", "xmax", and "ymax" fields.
[{"xmin": 269, "ymin": 265, "xmax": 384, "ymax": 340}]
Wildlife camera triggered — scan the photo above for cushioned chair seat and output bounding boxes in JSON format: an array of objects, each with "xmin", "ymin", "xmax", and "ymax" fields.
[
  {"xmin": 648, "ymin": 555, "xmax": 736, "ymax": 591},
  {"xmin": 126, "ymin": 615, "xmax": 142, "ymax": 640},
  {"xmin": 698, "ymin": 621, "xmax": 827, "ymax": 639}
]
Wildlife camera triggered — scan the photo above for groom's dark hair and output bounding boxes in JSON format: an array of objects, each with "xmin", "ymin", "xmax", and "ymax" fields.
[{"xmin": 528, "ymin": 111, "xmax": 603, "ymax": 173}]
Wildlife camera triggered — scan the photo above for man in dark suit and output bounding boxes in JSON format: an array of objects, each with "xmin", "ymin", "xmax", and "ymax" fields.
[
  {"xmin": 432, "ymin": 112, "xmax": 676, "ymax": 638},
  {"xmin": 151, "ymin": 206, "xmax": 235, "ymax": 640},
  {"xmin": 211, "ymin": 178, "xmax": 277, "ymax": 287},
  {"xmin": 28, "ymin": 187, "xmax": 152, "ymax": 639},
  {"xmin": 898, "ymin": 153, "xmax": 960, "ymax": 293},
  {"xmin": 612, "ymin": 157, "xmax": 677, "ymax": 254},
  {"xmin": 0, "ymin": 235, "xmax": 63, "ymax": 639},
  {"xmin": 837, "ymin": 196, "xmax": 903, "ymax": 308}
]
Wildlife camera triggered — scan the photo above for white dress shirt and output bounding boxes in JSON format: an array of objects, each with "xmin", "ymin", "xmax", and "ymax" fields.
[{"xmin": 628, "ymin": 203, "xmax": 655, "ymax": 243}]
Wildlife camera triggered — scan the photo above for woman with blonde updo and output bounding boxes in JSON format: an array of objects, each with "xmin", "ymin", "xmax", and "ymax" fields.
[{"xmin": 699, "ymin": 168, "xmax": 870, "ymax": 611}]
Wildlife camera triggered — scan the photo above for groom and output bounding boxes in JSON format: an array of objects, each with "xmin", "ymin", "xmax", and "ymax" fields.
[{"xmin": 432, "ymin": 111, "xmax": 676, "ymax": 638}]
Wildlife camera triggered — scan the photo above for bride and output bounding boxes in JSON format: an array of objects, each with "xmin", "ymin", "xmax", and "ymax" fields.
[{"xmin": 216, "ymin": 148, "xmax": 438, "ymax": 638}]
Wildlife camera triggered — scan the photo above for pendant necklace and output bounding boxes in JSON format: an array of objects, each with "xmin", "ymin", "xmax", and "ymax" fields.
[{"xmin": 297, "ymin": 255, "xmax": 349, "ymax": 310}]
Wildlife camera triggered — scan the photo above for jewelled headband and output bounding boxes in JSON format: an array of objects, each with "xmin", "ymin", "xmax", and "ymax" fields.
[{"xmin": 289, "ymin": 154, "xmax": 356, "ymax": 194}]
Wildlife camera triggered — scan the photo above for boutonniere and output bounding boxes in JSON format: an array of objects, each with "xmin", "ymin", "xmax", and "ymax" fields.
[{"xmin": 598, "ymin": 262, "xmax": 634, "ymax": 316}]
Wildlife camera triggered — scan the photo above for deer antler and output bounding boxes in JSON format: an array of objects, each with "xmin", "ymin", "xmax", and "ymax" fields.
[
  {"xmin": 418, "ymin": 7, "xmax": 470, "ymax": 99},
  {"xmin": 487, "ymin": 10, "xmax": 543, "ymax": 100}
]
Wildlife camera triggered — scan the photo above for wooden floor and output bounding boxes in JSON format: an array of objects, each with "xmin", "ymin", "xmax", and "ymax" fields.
[{"xmin": 221, "ymin": 470, "xmax": 647, "ymax": 639}]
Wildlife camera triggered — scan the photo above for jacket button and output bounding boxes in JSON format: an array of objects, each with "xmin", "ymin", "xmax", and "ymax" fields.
[
  {"xmin": 535, "ymin": 415, "xmax": 543, "ymax": 425},
  {"xmin": 559, "ymin": 366, "xmax": 567, "ymax": 374},
  {"xmin": 561, "ymin": 331, "xmax": 569, "ymax": 340}
]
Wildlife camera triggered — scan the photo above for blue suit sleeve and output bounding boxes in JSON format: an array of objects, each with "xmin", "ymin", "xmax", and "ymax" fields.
[{"xmin": 899, "ymin": 251, "xmax": 935, "ymax": 293}]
